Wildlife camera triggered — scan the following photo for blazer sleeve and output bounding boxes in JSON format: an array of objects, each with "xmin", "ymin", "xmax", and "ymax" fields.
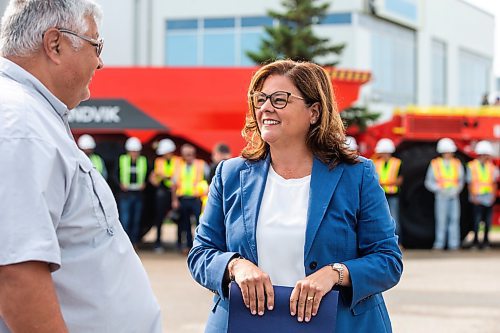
[
  {"xmin": 342, "ymin": 159, "xmax": 403, "ymax": 309},
  {"xmin": 187, "ymin": 160, "xmax": 239, "ymax": 298}
]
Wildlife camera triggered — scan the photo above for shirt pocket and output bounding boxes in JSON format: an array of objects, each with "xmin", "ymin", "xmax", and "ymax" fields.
[{"xmin": 78, "ymin": 155, "xmax": 118, "ymax": 235}]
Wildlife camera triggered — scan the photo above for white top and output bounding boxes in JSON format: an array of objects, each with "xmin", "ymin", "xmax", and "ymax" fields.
[
  {"xmin": 0, "ymin": 57, "xmax": 161, "ymax": 332},
  {"xmin": 256, "ymin": 165, "xmax": 311, "ymax": 287}
]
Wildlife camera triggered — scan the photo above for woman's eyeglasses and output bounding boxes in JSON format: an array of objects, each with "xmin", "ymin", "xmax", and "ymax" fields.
[{"xmin": 250, "ymin": 91, "xmax": 304, "ymax": 109}]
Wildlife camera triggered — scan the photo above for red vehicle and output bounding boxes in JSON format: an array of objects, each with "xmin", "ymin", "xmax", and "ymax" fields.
[
  {"xmin": 73, "ymin": 67, "xmax": 499, "ymax": 249},
  {"xmin": 352, "ymin": 106, "xmax": 500, "ymax": 248}
]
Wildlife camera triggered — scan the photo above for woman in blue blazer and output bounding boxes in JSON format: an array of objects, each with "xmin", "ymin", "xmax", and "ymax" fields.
[{"xmin": 188, "ymin": 60, "xmax": 403, "ymax": 332}]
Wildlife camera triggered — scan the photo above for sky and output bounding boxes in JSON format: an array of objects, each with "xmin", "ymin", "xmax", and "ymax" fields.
[{"xmin": 464, "ymin": 0, "xmax": 500, "ymax": 76}]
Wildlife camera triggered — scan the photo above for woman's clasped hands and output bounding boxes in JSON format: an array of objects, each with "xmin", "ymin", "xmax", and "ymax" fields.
[{"xmin": 229, "ymin": 258, "xmax": 337, "ymax": 322}]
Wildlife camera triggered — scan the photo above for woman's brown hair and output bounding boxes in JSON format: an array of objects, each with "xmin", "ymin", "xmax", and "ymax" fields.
[{"xmin": 241, "ymin": 59, "xmax": 358, "ymax": 167}]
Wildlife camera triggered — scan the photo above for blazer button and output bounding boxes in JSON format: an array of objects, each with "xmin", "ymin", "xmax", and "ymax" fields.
[{"xmin": 309, "ymin": 261, "xmax": 317, "ymax": 270}]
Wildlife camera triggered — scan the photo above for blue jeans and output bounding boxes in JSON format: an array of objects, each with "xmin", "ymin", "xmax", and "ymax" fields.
[
  {"xmin": 178, "ymin": 197, "xmax": 201, "ymax": 249},
  {"xmin": 153, "ymin": 187, "xmax": 172, "ymax": 247},
  {"xmin": 386, "ymin": 195, "xmax": 401, "ymax": 243},
  {"xmin": 433, "ymin": 194, "xmax": 460, "ymax": 249},
  {"xmin": 119, "ymin": 191, "xmax": 143, "ymax": 244}
]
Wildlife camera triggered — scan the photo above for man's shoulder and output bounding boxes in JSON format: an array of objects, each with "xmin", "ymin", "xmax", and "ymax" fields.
[{"xmin": 0, "ymin": 76, "xmax": 44, "ymax": 134}]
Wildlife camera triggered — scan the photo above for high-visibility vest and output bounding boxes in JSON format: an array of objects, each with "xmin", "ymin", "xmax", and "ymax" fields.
[
  {"xmin": 119, "ymin": 154, "xmax": 147, "ymax": 188},
  {"xmin": 175, "ymin": 159, "xmax": 207, "ymax": 197},
  {"xmin": 153, "ymin": 156, "xmax": 181, "ymax": 188},
  {"xmin": 468, "ymin": 159, "xmax": 495, "ymax": 196},
  {"xmin": 374, "ymin": 157, "xmax": 402, "ymax": 194},
  {"xmin": 431, "ymin": 157, "xmax": 461, "ymax": 189},
  {"xmin": 89, "ymin": 154, "xmax": 105, "ymax": 175}
]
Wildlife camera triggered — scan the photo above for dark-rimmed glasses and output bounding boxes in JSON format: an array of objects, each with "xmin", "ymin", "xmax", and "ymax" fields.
[
  {"xmin": 58, "ymin": 28, "xmax": 103, "ymax": 57},
  {"xmin": 250, "ymin": 91, "xmax": 305, "ymax": 109}
]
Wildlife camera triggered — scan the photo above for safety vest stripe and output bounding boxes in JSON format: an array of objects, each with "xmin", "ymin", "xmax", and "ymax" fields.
[
  {"xmin": 375, "ymin": 158, "xmax": 401, "ymax": 194},
  {"xmin": 468, "ymin": 160, "xmax": 494, "ymax": 195},
  {"xmin": 90, "ymin": 154, "xmax": 103, "ymax": 174},
  {"xmin": 119, "ymin": 155, "xmax": 147, "ymax": 187},
  {"xmin": 431, "ymin": 157, "xmax": 460, "ymax": 189},
  {"xmin": 154, "ymin": 156, "xmax": 180, "ymax": 188},
  {"xmin": 176, "ymin": 159, "xmax": 205, "ymax": 197}
]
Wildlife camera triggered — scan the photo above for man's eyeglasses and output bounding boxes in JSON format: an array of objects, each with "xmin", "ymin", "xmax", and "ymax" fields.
[
  {"xmin": 58, "ymin": 28, "xmax": 103, "ymax": 57},
  {"xmin": 250, "ymin": 91, "xmax": 304, "ymax": 109}
]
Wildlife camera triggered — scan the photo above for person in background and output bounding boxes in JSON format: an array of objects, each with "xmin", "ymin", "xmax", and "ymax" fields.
[
  {"xmin": 188, "ymin": 60, "xmax": 402, "ymax": 332},
  {"xmin": 345, "ymin": 136, "xmax": 358, "ymax": 152},
  {"xmin": 373, "ymin": 138, "xmax": 403, "ymax": 246},
  {"xmin": 77, "ymin": 133, "xmax": 107, "ymax": 180},
  {"xmin": 117, "ymin": 136, "xmax": 148, "ymax": 248},
  {"xmin": 0, "ymin": 1, "xmax": 161, "ymax": 332},
  {"xmin": 425, "ymin": 138, "xmax": 465, "ymax": 250},
  {"xmin": 208, "ymin": 142, "xmax": 232, "ymax": 184},
  {"xmin": 172, "ymin": 143, "xmax": 209, "ymax": 254},
  {"xmin": 481, "ymin": 93, "xmax": 489, "ymax": 106},
  {"xmin": 494, "ymin": 96, "xmax": 500, "ymax": 106},
  {"xmin": 467, "ymin": 141, "xmax": 498, "ymax": 249},
  {"xmin": 149, "ymin": 138, "xmax": 179, "ymax": 253}
]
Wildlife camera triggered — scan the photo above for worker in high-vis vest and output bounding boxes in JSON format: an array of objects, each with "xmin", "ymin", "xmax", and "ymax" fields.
[
  {"xmin": 149, "ymin": 138, "xmax": 180, "ymax": 252},
  {"xmin": 373, "ymin": 138, "xmax": 403, "ymax": 245},
  {"xmin": 425, "ymin": 138, "xmax": 464, "ymax": 250},
  {"xmin": 171, "ymin": 143, "xmax": 209, "ymax": 254},
  {"xmin": 117, "ymin": 137, "xmax": 148, "ymax": 247},
  {"xmin": 466, "ymin": 141, "xmax": 498, "ymax": 249},
  {"xmin": 77, "ymin": 134, "xmax": 108, "ymax": 180}
]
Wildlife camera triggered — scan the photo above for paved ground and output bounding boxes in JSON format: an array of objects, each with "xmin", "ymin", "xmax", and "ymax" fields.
[{"xmin": 140, "ymin": 225, "xmax": 500, "ymax": 333}]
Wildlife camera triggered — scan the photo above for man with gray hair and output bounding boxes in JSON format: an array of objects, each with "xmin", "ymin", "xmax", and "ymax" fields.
[{"xmin": 0, "ymin": 1, "xmax": 162, "ymax": 332}]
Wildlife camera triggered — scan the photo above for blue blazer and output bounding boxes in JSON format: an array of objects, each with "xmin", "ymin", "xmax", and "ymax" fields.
[{"xmin": 188, "ymin": 155, "xmax": 403, "ymax": 333}]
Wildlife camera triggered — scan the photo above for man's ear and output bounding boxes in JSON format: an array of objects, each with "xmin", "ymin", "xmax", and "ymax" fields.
[{"xmin": 42, "ymin": 28, "xmax": 62, "ymax": 65}]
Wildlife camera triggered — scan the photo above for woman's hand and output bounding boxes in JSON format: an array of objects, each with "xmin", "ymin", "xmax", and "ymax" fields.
[
  {"xmin": 290, "ymin": 266, "xmax": 338, "ymax": 322},
  {"xmin": 229, "ymin": 258, "xmax": 274, "ymax": 316}
]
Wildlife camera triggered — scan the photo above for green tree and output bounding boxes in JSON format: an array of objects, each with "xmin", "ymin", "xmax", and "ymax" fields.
[
  {"xmin": 339, "ymin": 106, "xmax": 381, "ymax": 132},
  {"xmin": 246, "ymin": 0, "xmax": 344, "ymax": 65},
  {"xmin": 247, "ymin": 0, "xmax": 381, "ymax": 130}
]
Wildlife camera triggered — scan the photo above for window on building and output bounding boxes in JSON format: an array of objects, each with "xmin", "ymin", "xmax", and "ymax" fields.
[
  {"xmin": 164, "ymin": 13, "xmax": 350, "ymax": 67},
  {"xmin": 431, "ymin": 39, "xmax": 447, "ymax": 105},
  {"xmin": 459, "ymin": 49, "xmax": 492, "ymax": 106},
  {"xmin": 367, "ymin": 17, "xmax": 416, "ymax": 105},
  {"xmin": 165, "ymin": 16, "xmax": 271, "ymax": 66},
  {"xmin": 164, "ymin": 19, "xmax": 199, "ymax": 65}
]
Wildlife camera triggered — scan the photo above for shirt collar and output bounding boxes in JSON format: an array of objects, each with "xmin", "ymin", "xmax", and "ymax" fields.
[{"xmin": 0, "ymin": 56, "xmax": 69, "ymax": 118}]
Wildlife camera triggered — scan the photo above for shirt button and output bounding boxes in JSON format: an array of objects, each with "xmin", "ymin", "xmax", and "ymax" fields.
[{"xmin": 309, "ymin": 261, "xmax": 317, "ymax": 270}]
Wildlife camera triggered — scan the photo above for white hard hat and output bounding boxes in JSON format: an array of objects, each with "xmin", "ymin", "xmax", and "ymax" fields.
[
  {"xmin": 375, "ymin": 138, "xmax": 395, "ymax": 154},
  {"xmin": 125, "ymin": 137, "xmax": 142, "ymax": 152},
  {"xmin": 77, "ymin": 134, "xmax": 96, "ymax": 150},
  {"xmin": 156, "ymin": 138, "xmax": 176, "ymax": 155},
  {"xmin": 436, "ymin": 138, "xmax": 456, "ymax": 154},
  {"xmin": 475, "ymin": 140, "xmax": 494, "ymax": 156},
  {"xmin": 345, "ymin": 136, "xmax": 358, "ymax": 150}
]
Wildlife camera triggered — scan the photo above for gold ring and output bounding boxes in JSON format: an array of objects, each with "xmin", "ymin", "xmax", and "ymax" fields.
[{"xmin": 307, "ymin": 296, "xmax": 314, "ymax": 301}]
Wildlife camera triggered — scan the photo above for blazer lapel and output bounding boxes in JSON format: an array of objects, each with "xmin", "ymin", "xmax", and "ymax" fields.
[
  {"xmin": 240, "ymin": 155, "xmax": 270, "ymax": 264},
  {"xmin": 305, "ymin": 158, "xmax": 345, "ymax": 258}
]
